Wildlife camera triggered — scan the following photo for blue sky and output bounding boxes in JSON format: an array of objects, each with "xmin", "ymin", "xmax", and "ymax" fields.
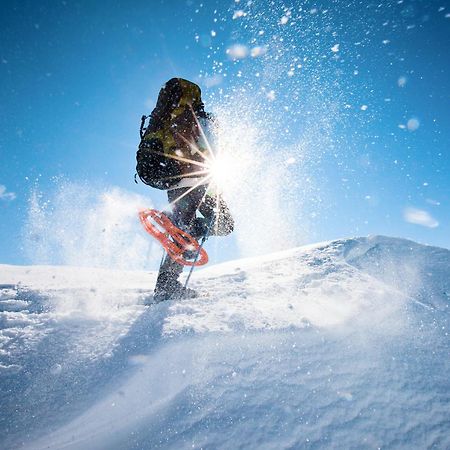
[{"xmin": 1, "ymin": 0, "xmax": 449, "ymax": 268}]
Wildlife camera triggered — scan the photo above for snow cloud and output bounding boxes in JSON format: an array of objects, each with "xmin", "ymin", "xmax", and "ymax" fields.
[
  {"xmin": 0, "ymin": 184, "xmax": 16, "ymax": 201},
  {"xmin": 403, "ymin": 207, "xmax": 439, "ymax": 228}
]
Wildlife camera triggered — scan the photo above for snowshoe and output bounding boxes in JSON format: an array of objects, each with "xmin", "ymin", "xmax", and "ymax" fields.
[{"xmin": 139, "ymin": 208, "xmax": 209, "ymax": 266}]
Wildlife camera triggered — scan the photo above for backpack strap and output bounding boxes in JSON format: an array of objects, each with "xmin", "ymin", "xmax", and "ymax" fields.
[{"xmin": 140, "ymin": 115, "xmax": 149, "ymax": 139}]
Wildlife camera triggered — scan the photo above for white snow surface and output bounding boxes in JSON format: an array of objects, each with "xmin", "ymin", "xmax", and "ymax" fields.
[{"xmin": 0, "ymin": 236, "xmax": 449, "ymax": 449}]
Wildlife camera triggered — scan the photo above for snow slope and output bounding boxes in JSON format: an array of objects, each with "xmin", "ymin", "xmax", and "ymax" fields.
[{"xmin": 0, "ymin": 236, "xmax": 449, "ymax": 449}]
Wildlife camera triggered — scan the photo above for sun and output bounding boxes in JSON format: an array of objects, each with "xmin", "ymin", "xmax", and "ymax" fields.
[{"xmin": 208, "ymin": 152, "xmax": 235, "ymax": 190}]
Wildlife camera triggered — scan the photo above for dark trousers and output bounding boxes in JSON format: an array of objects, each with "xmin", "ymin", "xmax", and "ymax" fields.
[{"xmin": 154, "ymin": 185, "xmax": 233, "ymax": 295}]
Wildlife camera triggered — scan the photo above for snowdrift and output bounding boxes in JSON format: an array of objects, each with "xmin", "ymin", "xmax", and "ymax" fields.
[{"xmin": 0, "ymin": 236, "xmax": 448, "ymax": 449}]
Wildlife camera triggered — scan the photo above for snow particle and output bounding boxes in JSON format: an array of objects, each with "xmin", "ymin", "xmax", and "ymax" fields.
[
  {"xmin": 233, "ymin": 10, "xmax": 246, "ymax": 19},
  {"xmin": 226, "ymin": 44, "xmax": 249, "ymax": 60},
  {"xmin": 403, "ymin": 207, "xmax": 439, "ymax": 228},
  {"xmin": 407, "ymin": 118, "xmax": 420, "ymax": 131},
  {"xmin": 331, "ymin": 44, "xmax": 340, "ymax": 53},
  {"xmin": 338, "ymin": 391, "xmax": 353, "ymax": 401},
  {"xmin": 250, "ymin": 46, "xmax": 267, "ymax": 57},
  {"xmin": 266, "ymin": 90, "xmax": 276, "ymax": 101},
  {"xmin": 398, "ymin": 76, "xmax": 407, "ymax": 87},
  {"xmin": 360, "ymin": 104, "xmax": 368, "ymax": 111}
]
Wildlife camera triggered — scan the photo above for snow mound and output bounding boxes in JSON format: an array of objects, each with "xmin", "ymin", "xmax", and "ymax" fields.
[
  {"xmin": 166, "ymin": 235, "xmax": 448, "ymax": 334},
  {"xmin": 0, "ymin": 236, "xmax": 449, "ymax": 449}
]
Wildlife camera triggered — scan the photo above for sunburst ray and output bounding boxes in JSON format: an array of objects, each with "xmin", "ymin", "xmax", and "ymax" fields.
[
  {"xmin": 167, "ymin": 174, "xmax": 213, "ymax": 208},
  {"xmin": 150, "ymin": 149, "xmax": 209, "ymax": 169},
  {"xmin": 159, "ymin": 169, "xmax": 210, "ymax": 181}
]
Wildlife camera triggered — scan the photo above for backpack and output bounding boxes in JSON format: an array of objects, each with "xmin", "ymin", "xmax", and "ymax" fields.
[{"xmin": 135, "ymin": 78, "xmax": 209, "ymax": 190}]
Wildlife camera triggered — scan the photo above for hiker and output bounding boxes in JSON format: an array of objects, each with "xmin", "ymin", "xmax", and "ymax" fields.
[{"xmin": 136, "ymin": 78, "xmax": 234, "ymax": 301}]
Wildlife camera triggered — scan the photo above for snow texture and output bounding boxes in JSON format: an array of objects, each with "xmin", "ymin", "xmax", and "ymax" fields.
[{"xmin": 0, "ymin": 236, "xmax": 449, "ymax": 449}]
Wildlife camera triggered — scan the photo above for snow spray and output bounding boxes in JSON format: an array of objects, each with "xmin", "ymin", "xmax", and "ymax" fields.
[{"xmin": 23, "ymin": 180, "xmax": 161, "ymax": 271}]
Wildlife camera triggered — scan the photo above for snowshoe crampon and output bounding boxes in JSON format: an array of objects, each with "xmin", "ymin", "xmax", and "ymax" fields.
[{"xmin": 139, "ymin": 208, "xmax": 208, "ymax": 266}]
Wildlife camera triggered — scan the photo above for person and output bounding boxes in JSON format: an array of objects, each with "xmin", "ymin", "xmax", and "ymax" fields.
[{"xmin": 137, "ymin": 78, "xmax": 234, "ymax": 301}]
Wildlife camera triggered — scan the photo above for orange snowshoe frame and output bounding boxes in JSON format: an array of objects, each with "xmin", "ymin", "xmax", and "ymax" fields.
[{"xmin": 139, "ymin": 208, "xmax": 208, "ymax": 266}]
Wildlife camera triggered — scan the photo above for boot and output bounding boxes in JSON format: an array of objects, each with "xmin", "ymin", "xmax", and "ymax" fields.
[
  {"xmin": 154, "ymin": 254, "xmax": 198, "ymax": 302},
  {"xmin": 154, "ymin": 280, "xmax": 198, "ymax": 302}
]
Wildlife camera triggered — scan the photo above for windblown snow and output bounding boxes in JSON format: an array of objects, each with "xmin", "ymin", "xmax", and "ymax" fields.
[{"xmin": 0, "ymin": 236, "xmax": 449, "ymax": 449}]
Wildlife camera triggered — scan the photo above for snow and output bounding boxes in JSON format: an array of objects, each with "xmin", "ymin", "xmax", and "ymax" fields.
[{"xmin": 0, "ymin": 236, "xmax": 449, "ymax": 449}]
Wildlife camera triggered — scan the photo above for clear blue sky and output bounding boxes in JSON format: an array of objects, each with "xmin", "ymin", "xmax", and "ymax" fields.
[{"xmin": 1, "ymin": 0, "xmax": 449, "ymax": 268}]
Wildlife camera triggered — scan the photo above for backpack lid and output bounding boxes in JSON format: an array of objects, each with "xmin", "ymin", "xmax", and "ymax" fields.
[
  {"xmin": 148, "ymin": 78, "xmax": 204, "ymax": 133},
  {"xmin": 177, "ymin": 78, "xmax": 202, "ymax": 108}
]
